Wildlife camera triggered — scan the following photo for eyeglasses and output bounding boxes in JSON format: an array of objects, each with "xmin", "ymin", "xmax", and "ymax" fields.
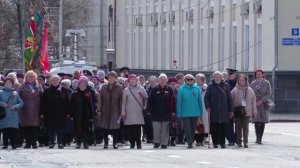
[{"xmin": 186, "ymin": 78, "xmax": 194, "ymax": 81}]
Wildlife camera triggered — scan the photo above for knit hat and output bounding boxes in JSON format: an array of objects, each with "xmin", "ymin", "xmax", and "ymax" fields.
[
  {"xmin": 97, "ymin": 70, "xmax": 106, "ymax": 77},
  {"xmin": 78, "ymin": 76, "xmax": 89, "ymax": 85},
  {"xmin": 90, "ymin": 75, "xmax": 100, "ymax": 82},
  {"xmin": 61, "ymin": 79, "xmax": 72, "ymax": 88},
  {"xmin": 158, "ymin": 73, "xmax": 168, "ymax": 80},
  {"xmin": 50, "ymin": 74, "xmax": 61, "ymax": 82},
  {"xmin": 128, "ymin": 74, "xmax": 137, "ymax": 81},
  {"xmin": 4, "ymin": 77, "xmax": 15, "ymax": 85},
  {"xmin": 107, "ymin": 71, "xmax": 118, "ymax": 79},
  {"xmin": 168, "ymin": 77, "xmax": 177, "ymax": 84}
]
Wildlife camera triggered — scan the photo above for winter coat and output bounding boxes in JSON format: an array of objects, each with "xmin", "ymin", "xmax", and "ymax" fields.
[
  {"xmin": 250, "ymin": 79, "xmax": 271, "ymax": 123},
  {"xmin": 176, "ymin": 83, "xmax": 203, "ymax": 117},
  {"xmin": 0, "ymin": 88, "xmax": 23, "ymax": 129},
  {"xmin": 204, "ymin": 80, "xmax": 234, "ymax": 123},
  {"xmin": 122, "ymin": 85, "xmax": 148, "ymax": 125},
  {"xmin": 199, "ymin": 84, "xmax": 209, "ymax": 133},
  {"xmin": 18, "ymin": 83, "xmax": 43, "ymax": 127},
  {"xmin": 99, "ymin": 83, "xmax": 123, "ymax": 130},
  {"xmin": 69, "ymin": 89, "xmax": 94, "ymax": 136},
  {"xmin": 147, "ymin": 85, "xmax": 175, "ymax": 122},
  {"xmin": 231, "ymin": 85, "xmax": 257, "ymax": 117},
  {"xmin": 40, "ymin": 86, "xmax": 69, "ymax": 130}
]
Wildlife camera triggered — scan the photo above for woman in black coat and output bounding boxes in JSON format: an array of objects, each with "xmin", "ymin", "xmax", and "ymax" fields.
[
  {"xmin": 204, "ymin": 71, "xmax": 234, "ymax": 149},
  {"xmin": 69, "ymin": 76, "xmax": 94, "ymax": 149},
  {"xmin": 40, "ymin": 75, "xmax": 69, "ymax": 149}
]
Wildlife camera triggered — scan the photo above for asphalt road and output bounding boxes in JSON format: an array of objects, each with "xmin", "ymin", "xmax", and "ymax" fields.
[{"xmin": 0, "ymin": 123, "xmax": 299, "ymax": 168}]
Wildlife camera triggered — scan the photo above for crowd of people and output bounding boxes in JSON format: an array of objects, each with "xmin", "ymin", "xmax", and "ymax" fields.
[{"xmin": 0, "ymin": 67, "xmax": 272, "ymax": 150}]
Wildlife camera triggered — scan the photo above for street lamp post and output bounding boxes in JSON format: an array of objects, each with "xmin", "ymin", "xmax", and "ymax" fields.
[{"xmin": 65, "ymin": 29, "xmax": 86, "ymax": 61}]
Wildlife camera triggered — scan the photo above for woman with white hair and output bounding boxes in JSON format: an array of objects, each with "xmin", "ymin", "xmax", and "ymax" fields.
[
  {"xmin": 204, "ymin": 71, "xmax": 234, "ymax": 149},
  {"xmin": 147, "ymin": 73, "xmax": 175, "ymax": 149},
  {"xmin": 40, "ymin": 75, "xmax": 69, "ymax": 149}
]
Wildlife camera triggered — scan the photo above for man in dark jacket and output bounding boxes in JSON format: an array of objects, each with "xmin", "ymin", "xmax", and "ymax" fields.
[
  {"xmin": 205, "ymin": 71, "xmax": 234, "ymax": 148},
  {"xmin": 147, "ymin": 74, "xmax": 175, "ymax": 149},
  {"xmin": 40, "ymin": 75, "xmax": 69, "ymax": 149},
  {"xmin": 225, "ymin": 68, "xmax": 238, "ymax": 146}
]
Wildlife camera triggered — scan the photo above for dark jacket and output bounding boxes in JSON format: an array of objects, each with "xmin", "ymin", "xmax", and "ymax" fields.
[
  {"xmin": 40, "ymin": 86, "xmax": 69, "ymax": 130},
  {"xmin": 99, "ymin": 83, "xmax": 123, "ymax": 130},
  {"xmin": 69, "ymin": 89, "xmax": 94, "ymax": 136},
  {"xmin": 147, "ymin": 85, "xmax": 175, "ymax": 122},
  {"xmin": 204, "ymin": 80, "xmax": 234, "ymax": 123}
]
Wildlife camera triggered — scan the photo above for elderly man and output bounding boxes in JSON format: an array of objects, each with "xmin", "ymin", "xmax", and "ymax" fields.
[{"xmin": 147, "ymin": 74, "xmax": 175, "ymax": 149}]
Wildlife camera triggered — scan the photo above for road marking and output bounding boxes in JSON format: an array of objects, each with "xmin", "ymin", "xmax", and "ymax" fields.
[
  {"xmin": 143, "ymin": 150, "xmax": 156, "ymax": 153},
  {"xmin": 197, "ymin": 161, "xmax": 211, "ymax": 165},
  {"xmin": 265, "ymin": 131, "xmax": 300, "ymax": 137},
  {"xmin": 168, "ymin": 155, "xmax": 181, "ymax": 158}
]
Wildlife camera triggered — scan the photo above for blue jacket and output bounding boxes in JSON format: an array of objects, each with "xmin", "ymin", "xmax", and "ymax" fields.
[
  {"xmin": 0, "ymin": 88, "xmax": 24, "ymax": 129},
  {"xmin": 176, "ymin": 83, "xmax": 203, "ymax": 117}
]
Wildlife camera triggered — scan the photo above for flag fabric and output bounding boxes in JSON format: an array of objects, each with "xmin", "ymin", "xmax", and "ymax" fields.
[
  {"xmin": 39, "ymin": 20, "xmax": 49, "ymax": 74},
  {"xmin": 24, "ymin": 14, "xmax": 42, "ymax": 71}
]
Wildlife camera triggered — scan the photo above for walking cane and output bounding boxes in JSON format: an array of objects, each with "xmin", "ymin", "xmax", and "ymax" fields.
[{"xmin": 208, "ymin": 110, "xmax": 211, "ymax": 149}]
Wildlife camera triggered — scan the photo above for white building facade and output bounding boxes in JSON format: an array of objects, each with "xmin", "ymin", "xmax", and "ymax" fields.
[{"xmin": 116, "ymin": 0, "xmax": 277, "ymax": 72}]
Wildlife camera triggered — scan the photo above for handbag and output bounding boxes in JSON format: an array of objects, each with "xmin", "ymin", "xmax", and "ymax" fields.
[
  {"xmin": 234, "ymin": 106, "xmax": 246, "ymax": 118},
  {"xmin": 129, "ymin": 88, "xmax": 146, "ymax": 114},
  {"xmin": 0, "ymin": 93, "xmax": 13, "ymax": 119},
  {"xmin": 265, "ymin": 99, "xmax": 275, "ymax": 110}
]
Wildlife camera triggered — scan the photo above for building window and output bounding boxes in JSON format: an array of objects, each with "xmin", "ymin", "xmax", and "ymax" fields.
[
  {"xmin": 189, "ymin": 29, "xmax": 194, "ymax": 69},
  {"xmin": 180, "ymin": 29, "xmax": 184, "ymax": 70},
  {"xmin": 209, "ymin": 27, "xmax": 214, "ymax": 70},
  {"xmin": 243, "ymin": 24, "xmax": 249, "ymax": 71},
  {"xmin": 256, "ymin": 23, "xmax": 262, "ymax": 68},
  {"xmin": 220, "ymin": 26, "xmax": 225, "ymax": 71},
  {"xmin": 125, "ymin": 32, "xmax": 130, "ymax": 66},
  {"xmin": 139, "ymin": 30, "xmax": 143, "ymax": 68},
  {"xmin": 172, "ymin": 29, "xmax": 176, "ymax": 69},
  {"xmin": 200, "ymin": 28, "xmax": 204, "ymax": 70},
  {"xmin": 231, "ymin": 26, "xmax": 237, "ymax": 69},
  {"xmin": 162, "ymin": 29, "xmax": 167, "ymax": 69},
  {"xmin": 146, "ymin": 30, "xmax": 150, "ymax": 69},
  {"xmin": 132, "ymin": 31, "xmax": 136, "ymax": 68},
  {"xmin": 154, "ymin": 28, "xmax": 158, "ymax": 69}
]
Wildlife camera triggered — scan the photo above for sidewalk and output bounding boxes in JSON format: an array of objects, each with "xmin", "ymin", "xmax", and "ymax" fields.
[{"xmin": 270, "ymin": 113, "xmax": 300, "ymax": 122}]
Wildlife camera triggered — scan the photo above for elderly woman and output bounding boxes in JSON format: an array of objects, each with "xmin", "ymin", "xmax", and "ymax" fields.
[
  {"xmin": 204, "ymin": 71, "xmax": 234, "ymax": 149},
  {"xmin": 121, "ymin": 74, "xmax": 148, "ymax": 149},
  {"xmin": 99, "ymin": 71, "xmax": 123, "ymax": 149},
  {"xmin": 195, "ymin": 73, "xmax": 209, "ymax": 146},
  {"xmin": 40, "ymin": 75, "xmax": 69, "ymax": 149},
  {"xmin": 0, "ymin": 78, "xmax": 24, "ymax": 149},
  {"xmin": 6, "ymin": 72, "xmax": 21, "ymax": 90},
  {"xmin": 18, "ymin": 70, "xmax": 43, "ymax": 149},
  {"xmin": 148, "ymin": 74, "xmax": 175, "ymax": 149},
  {"xmin": 232, "ymin": 74, "xmax": 257, "ymax": 148},
  {"xmin": 177, "ymin": 74, "xmax": 203, "ymax": 149},
  {"xmin": 250, "ymin": 69, "xmax": 272, "ymax": 144},
  {"xmin": 69, "ymin": 76, "xmax": 94, "ymax": 149}
]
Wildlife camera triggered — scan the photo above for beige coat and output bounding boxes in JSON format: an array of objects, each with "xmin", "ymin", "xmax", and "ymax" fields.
[
  {"xmin": 231, "ymin": 85, "xmax": 257, "ymax": 117},
  {"xmin": 121, "ymin": 85, "xmax": 148, "ymax": 125}
]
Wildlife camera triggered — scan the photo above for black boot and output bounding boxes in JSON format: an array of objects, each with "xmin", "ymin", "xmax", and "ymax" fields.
[
  {"xmin": 259, "ymin": 123, "xmax": 265, "ymax": 144},
  {"xmin": 255, "ymin": 123, "xmax": 261, "ymax": 144}
]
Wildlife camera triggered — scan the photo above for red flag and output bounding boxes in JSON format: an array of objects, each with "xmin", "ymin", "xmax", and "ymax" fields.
[{"xmin": 40, "ymin": 20, "xmax": 49, "ymax": 74}]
